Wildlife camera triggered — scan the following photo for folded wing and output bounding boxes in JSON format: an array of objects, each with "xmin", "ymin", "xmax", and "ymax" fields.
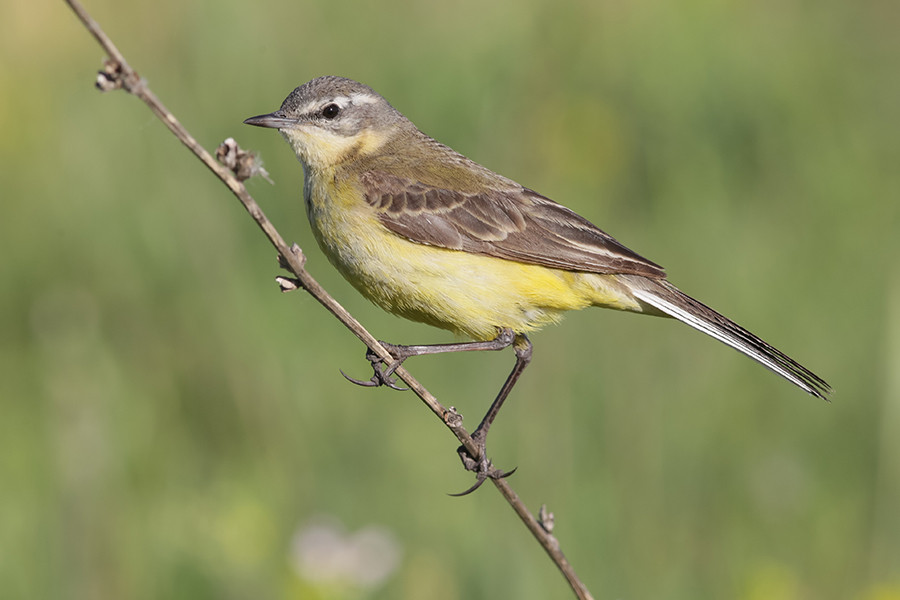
[{"xmin": 362, "ymin": 171, "xmax": 666, "ymax": 278}]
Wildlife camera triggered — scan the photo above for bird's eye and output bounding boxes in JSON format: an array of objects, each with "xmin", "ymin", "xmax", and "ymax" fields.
[{"xmin": 322, "ymin": 103, "xmax": 340, "ymax": 119}]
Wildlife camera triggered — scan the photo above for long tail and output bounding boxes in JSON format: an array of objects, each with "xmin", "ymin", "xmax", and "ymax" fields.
[{"xmin": 623, "ymin": 276, "xmax": 831, "ymax": 399}]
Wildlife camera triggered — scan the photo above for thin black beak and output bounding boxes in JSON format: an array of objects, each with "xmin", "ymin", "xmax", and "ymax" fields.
[{"xmin": 243, "ymin": 111, "xmax": 297, "ymax": 129}]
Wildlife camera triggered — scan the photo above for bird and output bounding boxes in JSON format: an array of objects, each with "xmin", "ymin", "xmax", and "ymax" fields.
[{"xmin": 244, "ymin": 76, "xmax": 830, "ymax": 488}]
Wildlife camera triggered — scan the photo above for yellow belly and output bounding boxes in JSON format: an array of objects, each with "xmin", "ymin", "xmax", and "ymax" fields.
[{"xmin": 304, "ymin": 174, "xmax": 643, "ymax": 340}]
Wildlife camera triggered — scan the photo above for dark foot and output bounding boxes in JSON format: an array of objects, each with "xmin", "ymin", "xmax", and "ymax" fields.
[
  {"xmin": 449, "ymin": 437, "xmax": 516, "ymax": 496},
  {"xmin": 341, "ymin": 345, "xmax": 408, "ymax": 391},
  {"xmin": 341, "ymin": 330, "xmax": 521, "ymax": 395}
]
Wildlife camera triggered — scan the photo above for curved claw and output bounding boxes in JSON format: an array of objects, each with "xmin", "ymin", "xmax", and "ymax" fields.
[
  {"xmin": 381, "ymin": 376, "xmax": 409, "ymax": 392},
  {"xmin": 371, "ymin": 360, "xmax": 408, "ymax": 390},
  {"xmin": 496, "ymin": 466, "xmax": 518, "ymax": 479},
  {"xmin": 449, "ymin": 473, "xmax": 490, "ymax": 496},
  {"xmin": 341, "ymin": 340, "xmax": 415, "ymax": 391},
  {"xmin": 340, "ymin": 369, "xmax": 380, "ymax": 387},
  {"xmin": 339, "ymin": 366, "xmax": 409, "ymax": 392},
  {"xmin": 448, "ymin": 465, "xmax": 517, "ymax": 497},
  {"xmin": 451, "ymin": 442, "xmax": 517, "ymax": 496}
]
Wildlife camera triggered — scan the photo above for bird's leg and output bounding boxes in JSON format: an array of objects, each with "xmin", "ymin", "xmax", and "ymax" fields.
[
  {"xmin": 343, "ymin": 328, "xmax": 531, "ymax": 495},
  {"xmin": 342, "ymin": 328, "xmax": 517, "ymax": 390},
  {"xmin": 452, "ymin": 334, "xmax": 532, "ymax": 495},
  {"xmin": 472, "ymin": 334, "xmax": 532, "ymax": 446}
]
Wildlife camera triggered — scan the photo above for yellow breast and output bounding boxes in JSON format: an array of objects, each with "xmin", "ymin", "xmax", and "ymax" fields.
[{"xmin": 302, "ymin": 170, "xmax": 641, "ymax": 341}]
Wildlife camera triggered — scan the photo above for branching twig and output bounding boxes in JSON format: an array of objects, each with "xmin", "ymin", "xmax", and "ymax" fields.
[{"xmin": 63, "ymin": 1, "xmax": 594, "ymax": 598}]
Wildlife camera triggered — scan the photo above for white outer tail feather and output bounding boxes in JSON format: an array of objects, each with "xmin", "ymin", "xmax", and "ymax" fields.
[{"xmin": 629, "ymin": 279, "xmax": 830, "ymax": 399}]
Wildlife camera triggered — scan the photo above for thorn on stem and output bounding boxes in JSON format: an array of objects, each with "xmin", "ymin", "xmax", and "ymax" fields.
[
  {"xmin": 538, "ymin": 504, "xmax": 555, "ymax": 534},
  {"xmin": 443, "ymin": 406, "xmax": 463, "ymax": 428},
  {"xmin": 96, "ymin": 59, "xmax": 123, "ymax": 91},
  {"xmin": 275, "ymin": 276, "xmax": 301, "ymax": 292},
  {"xmin": 216, "ymin": 138, "xmax": 271, "ymax": 183},
  {"xmin": 275, "ymin": 246, "xmax": 307, "ymax": 291},
  {"xmin": 288, "ymin": 244, "xmax": 306, "ymax": 267},
  {"xmin": 95, "ymin": 58, "xmax": 143, "ymax": 93},
  {"xmin": 277, "ymin": 244, "xmax": 307, "ymax": 274}
]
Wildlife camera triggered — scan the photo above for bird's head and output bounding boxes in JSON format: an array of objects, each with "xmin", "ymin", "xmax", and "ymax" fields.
[{"xmin": 244, "ymin": 76, "xmax": 411, "ymax": 170}]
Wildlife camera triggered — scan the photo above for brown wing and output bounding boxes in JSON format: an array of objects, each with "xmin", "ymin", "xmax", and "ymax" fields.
[{"xmin": 361, "ymin": 171, "xmax": 666, "ymax": 278}]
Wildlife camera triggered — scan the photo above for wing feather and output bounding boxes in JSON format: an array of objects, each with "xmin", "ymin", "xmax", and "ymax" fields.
[{"xmin": 361, "ymin": 171, "xmax": 666, "ymax": 278}]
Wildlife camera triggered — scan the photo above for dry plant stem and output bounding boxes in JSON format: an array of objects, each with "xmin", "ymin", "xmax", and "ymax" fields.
[{"xmin": 63, "ymin": 1, "xmax": 594, "ymax": 598}]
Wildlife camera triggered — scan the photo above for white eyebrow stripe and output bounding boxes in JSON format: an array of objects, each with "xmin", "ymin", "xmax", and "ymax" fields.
[
  {"xmin": 334, "ymin": 96, "xmax": 352, "ymax": 109},
  {"xmin": 349, "ymin": 92, "xmax": 379, "ymax": 105},
  {"xmin": 328, "ymin": 93, "xmax": 379, "ymax": 109},
  {"xmin": 298, "ymin": 93, "xmax": 379, "ymax": 116}
]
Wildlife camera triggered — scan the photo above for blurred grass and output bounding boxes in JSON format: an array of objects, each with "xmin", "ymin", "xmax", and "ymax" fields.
[{"xmin": 1, "ymin": 0, "xmax": 898, "ymax": 598}]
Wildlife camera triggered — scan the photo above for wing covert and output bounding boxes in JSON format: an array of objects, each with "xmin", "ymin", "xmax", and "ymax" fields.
[{"xmin": 361, "ymin": 171, "xmax": 666, "ymax": 278}]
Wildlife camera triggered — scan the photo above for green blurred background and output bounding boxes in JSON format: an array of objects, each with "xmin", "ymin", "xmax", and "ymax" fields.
[{"xmin": 2, "ymin": 0, "xmax": 898, "ymax": 598}]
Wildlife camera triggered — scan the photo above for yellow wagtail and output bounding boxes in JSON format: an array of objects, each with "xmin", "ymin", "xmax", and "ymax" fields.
[{"xmin": 245, "ymin": 76, "xmax": 830, "ymax": 487}]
